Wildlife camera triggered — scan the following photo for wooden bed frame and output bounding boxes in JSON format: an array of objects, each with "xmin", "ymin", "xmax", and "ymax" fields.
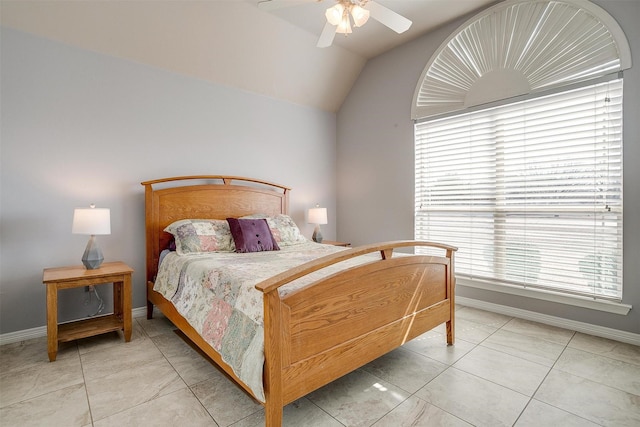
[{"xmin": 142, "ymin": 175, "xmax": 457, "ymax": 426}]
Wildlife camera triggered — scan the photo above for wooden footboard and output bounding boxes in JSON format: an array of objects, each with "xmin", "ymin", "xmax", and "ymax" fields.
[{"xmin": 256, "ymin": 240, "xmax": 456, "ymax": 426}]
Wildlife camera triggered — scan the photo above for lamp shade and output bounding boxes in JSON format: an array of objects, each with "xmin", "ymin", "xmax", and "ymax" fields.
[
  {"xmin": 308, "ymin": 207, "xmax": 328, "ymax": 225},
  {"xmin": 325, "ymin": 3, "xmax": 345, "ymax": 25},
  {"xmin": 72, "ymin": 207, "xmax": 111, "ymax": 235},
  {"xmin": 351, "ymin": 5, "xmax": 370, "ymax": 27}
]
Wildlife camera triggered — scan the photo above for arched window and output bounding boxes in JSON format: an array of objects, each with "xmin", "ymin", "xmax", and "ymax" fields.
[
  {"xmin": 413, "ymin": 0, "xmax": 631, "ymax": 305},
  {"xmin": 412, "ymin": 0, "xmax": 631, "ymax": 120}
]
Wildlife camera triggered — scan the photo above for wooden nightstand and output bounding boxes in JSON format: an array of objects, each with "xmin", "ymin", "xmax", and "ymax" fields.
[
  {"xmin": 42, "ymin": 261, "xmax": 133, "ymax": 361},
  {"xmin": 322, "ymin": 240, "xmax": 351, "ymax": 247}
]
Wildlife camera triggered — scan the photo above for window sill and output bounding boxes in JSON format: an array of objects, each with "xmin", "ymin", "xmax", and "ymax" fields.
[{"xmin": 456, "ymin": 277, "xmax": 632, "ymax": 315}]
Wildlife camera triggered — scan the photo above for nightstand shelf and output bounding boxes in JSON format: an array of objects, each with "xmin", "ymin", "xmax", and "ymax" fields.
[
  {"xmin": 43, "ymin": 261, "xmax": 133, "ymax": 361},
  {"xmin": 58, "ymin": 314, "xmax": 125, "ymax": 343}
]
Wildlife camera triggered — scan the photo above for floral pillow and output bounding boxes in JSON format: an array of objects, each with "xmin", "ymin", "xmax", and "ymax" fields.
[
  {"xmin": 241, "ymin": 214, "xmax": 308, "ymax": 246},
  {"xmin": 164, "ymin": 219, "xmax": 235, "ymax": 255}
]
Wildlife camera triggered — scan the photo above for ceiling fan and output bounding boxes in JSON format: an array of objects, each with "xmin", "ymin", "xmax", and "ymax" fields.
[{"xmin": 257, "ymin": 0, "xmax": 412, "ymax": 48}]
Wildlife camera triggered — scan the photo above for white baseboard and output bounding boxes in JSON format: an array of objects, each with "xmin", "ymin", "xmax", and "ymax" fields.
[
  {"xmin": 457, "ymin": 296, "xmax": 640, "ymax": 346},
  {"xmin": 0, "ymin": 307, "xmax": 148, "ymax": 346}
]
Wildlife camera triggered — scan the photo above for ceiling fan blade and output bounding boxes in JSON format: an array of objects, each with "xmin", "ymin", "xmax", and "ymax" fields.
[
  {"xmin": 257, "ymin": 0, "xmax": 312, "ymax": 12},
  {"xmin": 317, "ymin": 21, "xmax": 336, "ymax": 48},
  {"xmin": 367, "ymin": 1, "xmax": 412, "ymax": 34}
]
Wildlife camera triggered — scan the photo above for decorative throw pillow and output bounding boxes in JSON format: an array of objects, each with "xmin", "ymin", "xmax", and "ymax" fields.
[
  {"xmin": 164, "ymin": 219, "xmax": 235, "ymax": 255},
  {"xmin": 226, "ymin": 218, "xmax": 280, "ymax": 253},
  {"xmin": 241, "ymin": 214, "xmax": 307, "ymax": 246}
]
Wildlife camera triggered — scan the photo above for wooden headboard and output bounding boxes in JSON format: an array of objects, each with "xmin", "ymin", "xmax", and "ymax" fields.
[{"xmin": 141, "ymin": 175, "xmax": 291, "ymax": 283}]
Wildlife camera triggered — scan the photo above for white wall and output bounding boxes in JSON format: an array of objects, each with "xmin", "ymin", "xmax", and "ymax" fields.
[
  {"xmin": 0, "ymin": 28, "xmax": 337, "ymax": 334},
  {"xmin": 337, "ymin": 0, "xmax": 640, "ymax": 334}
]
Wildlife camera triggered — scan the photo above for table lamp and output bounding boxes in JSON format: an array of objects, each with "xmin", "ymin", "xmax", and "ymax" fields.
[
  {"xmin": 72, "ymin": 204, "xmax": 111, "ymax": 269},
  {"xmin": 308, "ymin": 205, "xmax": 328, "ymax": 243}
]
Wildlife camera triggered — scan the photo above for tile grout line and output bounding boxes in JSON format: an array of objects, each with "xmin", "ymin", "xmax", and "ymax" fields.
[
  {"xmin": 377, "ymin": 313, "xmax": 508, "ymax": 426},
  {"xmin": 509, "ymin": 329, "xmax": 577, "ymax": 426},
  {"xmin": 77, "ymin": 340, "xmax": 96, "ymax": 427},
  {"xmin": 458, "ymin": 313, "xmax": 554, "ymax": 426},
  {"xmin": 146, "ymin": 323, "xmax": 221, "ymax": 425}
]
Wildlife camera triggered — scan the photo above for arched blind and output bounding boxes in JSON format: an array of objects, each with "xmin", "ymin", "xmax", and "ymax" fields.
[{"xmin": 412, "ymin": 0, "xmax": 631, "ymax": 120}]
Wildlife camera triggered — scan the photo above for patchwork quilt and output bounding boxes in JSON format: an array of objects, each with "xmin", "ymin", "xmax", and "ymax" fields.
[{"xmin": 154, "ymin": 241, "xmax": 356, "ymax": 402}]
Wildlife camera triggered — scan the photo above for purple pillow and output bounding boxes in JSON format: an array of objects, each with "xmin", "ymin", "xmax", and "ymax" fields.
[{"xmin": 226, "ymin": 218, "xmax": 280, "ymax": 253}]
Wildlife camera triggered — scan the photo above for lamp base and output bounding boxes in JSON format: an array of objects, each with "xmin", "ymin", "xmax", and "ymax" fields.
[
  {"xmin": 312, "ymin": 225, "xmax": 324, "ymax": 243},
  {"xmin": 82, "ymin": 235, "xmax": 104, "ymax": 270}
]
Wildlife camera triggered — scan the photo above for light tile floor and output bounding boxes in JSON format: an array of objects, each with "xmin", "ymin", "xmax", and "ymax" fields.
[{"xmin": 1, "ymin": 306, "xmax": 639, "ymax": 426}]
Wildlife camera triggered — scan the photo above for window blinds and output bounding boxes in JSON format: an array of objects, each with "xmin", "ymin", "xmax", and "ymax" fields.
[{"xmin": 415, "ymin": 78, "xmax": 623, "ymax": 300}]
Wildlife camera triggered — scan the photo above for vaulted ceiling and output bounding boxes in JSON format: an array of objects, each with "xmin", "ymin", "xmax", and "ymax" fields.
[{"xmin": 1, "ymin": 0, "xmax": 496, "ymax": 112}]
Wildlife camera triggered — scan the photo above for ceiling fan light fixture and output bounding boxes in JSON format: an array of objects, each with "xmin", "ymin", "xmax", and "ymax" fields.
[
  {"xmin": 336, "ymin": 14, "xmax": 352, "ymax": 34},
  {"xmin": 350, "ymin": 5, "xmax": 370, "ymax": 27},
  {"xmin": 325, "ymin": 3, "xmax": 345, "ymax": 26}
]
